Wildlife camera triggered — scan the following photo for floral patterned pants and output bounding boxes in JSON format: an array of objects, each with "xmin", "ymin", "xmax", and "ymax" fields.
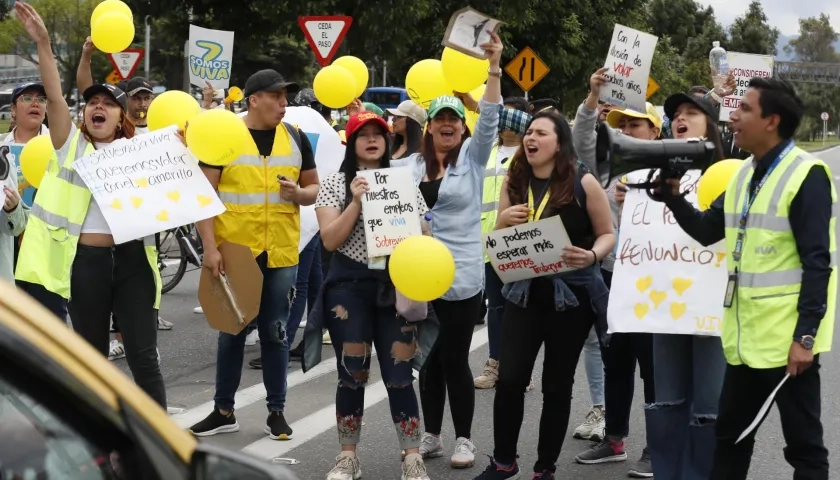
[{"xmin": 325, "ymin": 280, "xmax": 422, "ymax": 450}]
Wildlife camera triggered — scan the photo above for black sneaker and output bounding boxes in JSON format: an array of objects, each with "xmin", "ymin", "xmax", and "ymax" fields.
[
  {"xmin": 189, "ymin": 409, "xmax": 239, "ymax": 437},
  {"xmin": 533, "ymin": 470, "xmax": 554, "ymax": 480},
  {"xmin": 249, "ymin": 357, "xmax": 262, "ymax": 369},
  {"xmin": 574, "ymin": 439, "xmax": 628, "ymax": 464},
  {"xmin": 264, "ymin": 411, "xmax": 293, "ymax": 440},
  {"xmin": 289, "ymin": 343, "xmax": 303, "ymax": 360},
  {"xmin": 628, "ymin": 447, "xmax": 654, "ymax": 478},
  {"xmin": 474, "ymin": 457, "xmax": 520, "ymax": 479}
]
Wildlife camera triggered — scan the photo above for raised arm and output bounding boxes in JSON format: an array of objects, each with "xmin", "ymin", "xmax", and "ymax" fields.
[
  {"xmin": 15, "ymin": 2, "xmax": 71, "ymax": 149},
  {"xmin": 465, "ymin": 30, "xmax": 503, "ymax": 168},
  {"xmin": 76, "ymin": 37, "xmax": 95, "ymax": 93}
]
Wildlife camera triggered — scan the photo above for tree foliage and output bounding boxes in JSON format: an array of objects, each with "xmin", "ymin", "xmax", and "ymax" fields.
[{"xmin": 727, "ymin": 1, "xmax": 779, "ymax": 56}]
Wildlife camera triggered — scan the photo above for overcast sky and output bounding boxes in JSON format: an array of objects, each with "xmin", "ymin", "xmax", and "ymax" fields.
[{"xmin": 697, "ymin": 0, "xmax": 840, "ymax": 36}]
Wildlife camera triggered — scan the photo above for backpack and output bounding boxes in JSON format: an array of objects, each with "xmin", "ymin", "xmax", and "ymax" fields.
[{"xmin": 282, "ymin": 122, "xmax": 303, "ymax": 153}]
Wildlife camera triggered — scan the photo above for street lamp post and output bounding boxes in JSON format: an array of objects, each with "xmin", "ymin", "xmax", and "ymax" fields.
[{"xmin": 144, "ymin": 15, "xmax": 150, "ymax": 79}]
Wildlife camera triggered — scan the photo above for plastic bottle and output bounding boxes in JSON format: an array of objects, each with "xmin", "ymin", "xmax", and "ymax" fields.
[{"xmin": 709, "ymin": 41, "xmax": 730, "ymax": 90}]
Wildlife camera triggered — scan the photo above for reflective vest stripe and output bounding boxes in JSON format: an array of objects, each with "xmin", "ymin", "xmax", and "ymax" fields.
[
  {"xmin": 217, "ymin": 191, "xmax": 293, "ymax": 205},
  {"xmin": 230, "ymin": 154, "xmax": 301, "ymax": 168},
  {"xmin": 739, "ymin": 252, "xmax": 837, "ymax": 289},
  {"xmin": 57, "ymin": 165, "xmax": 88, "ymax": 188},
  {"xmin": 30, "ymin": 203, "xmax": 83, "ymax": 237},
  {"xmin": 481, "ymin": 202, "xmax": 497, "ymax": 213},
  {"xmin": 724, "ymin": 202, "xmax": 840, "ymax": 231}
]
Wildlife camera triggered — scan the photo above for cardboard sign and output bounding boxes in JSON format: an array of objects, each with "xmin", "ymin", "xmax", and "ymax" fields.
[
  {"xmin": 484, "ymin": 216, "xmax": 575, "ymax": 283},
  {"xmin": 718, "ymin": 52, "xmax": 774, "ymax": 122},
  {"xmin": 599, "ymin": 24, "xmax": 659, "ymax": 113},
  {"xmin": 356, "ymin": 166, "xmax": 422, "ymax": 257},
  {"xmin": 198, "ymin": 242, "xmax": 263, "ymax": 335}
]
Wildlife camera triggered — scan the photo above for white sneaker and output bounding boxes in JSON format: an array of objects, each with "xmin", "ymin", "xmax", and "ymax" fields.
[
  {"xmin": 193, "ymin": 306, "xmax": 204, "ymax": 314},
  {"xmin": 402, "ymin": 453, "xmax": 430, "ymax": 480},
  {"xmin": 573, "ymin": 405, "xmax": 605, "ymax": 441},
  {"xmin": 418, "ymin": 432, "xmax": 443, "ymax": 458},
  {"xmin": 450, "ymin": 437, "xmax": 476, "ymax": 468},
  {"xmin": 108, "ymin": 340, "xmax": 125, "ymax": 360},
  {"xmin": 245, "ymin": 329, "xmax": 259, "ymax": 346},
  {"xmin": 167, "ymin": 406, "xmax": 185, "ymax": 415},
  {"xmin": 326, "ymin": 451, "xmax": 361, "ymax": 480},
  {"xmin": 474, "ymin": 359, "xmax": 499, "ymax": 389}
]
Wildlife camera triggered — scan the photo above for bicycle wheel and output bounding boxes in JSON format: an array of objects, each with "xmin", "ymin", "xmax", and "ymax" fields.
[{"xmin": 159, "ymin": 230, "xmax": 188, "ymax": 294}]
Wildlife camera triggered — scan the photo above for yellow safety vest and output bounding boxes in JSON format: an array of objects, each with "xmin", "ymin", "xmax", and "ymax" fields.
[
  {"xmin": 722, "ymin": 145, "xmax": 837, "ymax": 368},
  {"xmin": 481, "ymin": 143, "xmax": 506, "ymax": 262},
  {"xmin": 15, "ymin": 131, "xmax": 161, "ymax": 306},
  {"xmin": 215, "ymin": 123, "xmax": 303, "ymax": 267}
]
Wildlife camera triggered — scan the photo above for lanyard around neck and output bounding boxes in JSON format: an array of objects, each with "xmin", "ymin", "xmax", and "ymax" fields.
[{"xmin": 527, "ymin": 178, "xmax": 551, "ymax": 222}]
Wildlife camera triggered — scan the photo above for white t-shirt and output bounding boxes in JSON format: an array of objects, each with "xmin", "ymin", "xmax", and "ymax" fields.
[
  {"xmin": 135, "ymin": 125, "xmax": 149, "ymax": 135},
  {"xmin": 494, "ymin": 144, "xmax": 519, "ymax": 174}
]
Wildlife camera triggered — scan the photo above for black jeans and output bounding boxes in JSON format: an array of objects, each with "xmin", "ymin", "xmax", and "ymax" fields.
[
  {"xmin": 17, "ymin": 280, "xmax": 68, "ymax": 320},
  {"xmin": 711, "ymin": 359, "xmax": 828, "ymax": 480},
  {"xmin": 600, "ymin": 268, "xmax": 655, "ymax": 440},
  {"xmin": 493, "ymin": 279, "xmax": 594, "ymax": 473},
  {"xmin": 419, "ymin": 293, "xmax": 482, "ymax": 439},
  {"xmin": 68, "ymin": 242, "xmax": 166, "ymax": 408}
]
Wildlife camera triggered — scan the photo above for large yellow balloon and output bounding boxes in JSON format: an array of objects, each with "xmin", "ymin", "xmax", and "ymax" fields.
[
  {"xmin": 441, "ymin": 47, "xmax": 489, "ymax": 93},
  {"xmin": 19, "ymin": 135, "xmax": 55, "ymax": 189},
  {"xmin": 313, "ymin": 65, "xmax": 357, "ymax": 109},
  {"xmin": 91, "ymin": 11, "xmax": 135, "ymax": 54},
  {"xmin": 186, "ymin": 109, "xmax": 249, "ymax": 166},
  {"xmin": 405, "ymin": 59, "xmax": 450, "ymax": 109},
  {"xmin": 147, "ymin": 90, "xmax": 201, "ymax": 132},
  {"xmin": 469, "ymin": 83, "xmax": 486, "ymax": 102},
  {"xmin": 389, "ymin": 236, "xmax": 455, "ymax": 302},
  {"xmin": 332, "ymin": 56, "xmax": 368, "ymax": 98},
  {"xmin": 90, "ymin": 0, "xmax": 133, "ymax": 26},
  {"xmin": 696, "ymin": 159, "xmax": 744, "ymax": 210}
]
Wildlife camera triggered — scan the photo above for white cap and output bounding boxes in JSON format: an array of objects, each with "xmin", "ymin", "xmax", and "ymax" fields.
[{"xmin": 387, "ymin": 100, "xmax": 427, "ymax": 126}]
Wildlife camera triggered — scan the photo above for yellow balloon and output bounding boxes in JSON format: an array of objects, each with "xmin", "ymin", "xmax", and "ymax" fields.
[
  {"xmin": 313, "ymin": 65, "xmax": 357, "ymax": 109},
  {"xmin": 441, "ymin": 47, "xmax": 489, "ymax": 93},
  {"xmin": 332, "ymin": 56, "xmax": 369, "ymax": 98},
  {"xmin": 389, "ymin": 236, "xmax": 456, "ymax": 302},
  {"xmin": 696, "ymin": 159, "xmax": 744, "ymax": 210},
  {"xmin": 147, "ymin": 90, "xmax": 202, "ymax": 131},
  {"xmin": 405, "ymin": 59, "xmax": 450, "ymax": 109},
  {"xmin": 90, "ymin": 0, "xmax": 133, "ymax": 27},
  {"xmin": 91, "ymin": 11, "xmax": 135, "ymax": 54},
  {"xmin": 19, "ymin": 135, "xmax": 55, "ymax": 189},
  {"xmin": 186, "ymin": 109, "xmax": 248, "ymax": 166},
  {"xmin": 469, "ymin": 83, "xmax": 486, "ymax": 101}
]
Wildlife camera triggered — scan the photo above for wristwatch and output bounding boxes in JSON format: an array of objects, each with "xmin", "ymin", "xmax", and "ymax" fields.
[
  {"xmin": 796, "ymin": 335, "xmax": 815, "ymax": 349},
  {"xmin": 488, "ymin": 68, "xmax": 502, "ymax": 78}
]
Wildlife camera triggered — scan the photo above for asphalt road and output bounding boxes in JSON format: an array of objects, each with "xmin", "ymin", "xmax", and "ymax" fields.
[{"xmin": 111, "ymin": 145, "xmax": 840, "ymax": 480}]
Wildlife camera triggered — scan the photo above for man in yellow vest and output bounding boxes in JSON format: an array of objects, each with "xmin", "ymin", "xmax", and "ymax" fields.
[
  {"xmin": 474, "ymin": 98, "xmax": 531, "ymax": 389},
  {"xmin": 659, "ymin": 78, "xmax": 833, "ymax": 479},
  {"xmin": 189, "ymin": 69, "xmax": 320, "ymax": 440}
]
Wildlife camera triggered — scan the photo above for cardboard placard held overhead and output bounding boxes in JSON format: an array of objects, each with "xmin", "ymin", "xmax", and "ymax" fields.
[
  {"xmin": 198, "ymin": 242, "xmax": 263, "ymax": 335},
  {"xmin": 441, "ymin": 7, "xmax": 503, "ymax": 60}
]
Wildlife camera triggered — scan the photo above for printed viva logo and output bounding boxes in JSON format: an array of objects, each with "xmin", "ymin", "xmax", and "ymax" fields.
[{"xmin": 189, "ymin": 40, "xmax": 231, "ymax": 82}]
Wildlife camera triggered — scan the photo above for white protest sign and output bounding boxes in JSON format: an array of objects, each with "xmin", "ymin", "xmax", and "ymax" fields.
[
  {"xmin": 356, "ymin": 166, "xmax": 422, "ymax": 257},
  {"xmin": 484, "ymin": 216, "xmax": 575, "ymax": 283},
  {"xmin": 72, "ymin": 126, "xmax": 226, "ymax": 244},
  {"xmin": 608, "ymin": 169, "xmax": 728, "ymax": 336},
  {"xmin": 188, "ymin": 25, "xmax": 235, "ymax": 89},
  {"xmin": 600, "ymin": 25, "xmax": 659, "ymax": 113},
  {"xmin": 718, "ymin": 52, "xmax": 774, "ymax": 122}
]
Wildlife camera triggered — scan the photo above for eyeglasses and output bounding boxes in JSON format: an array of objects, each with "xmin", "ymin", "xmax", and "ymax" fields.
[{"xmin": 18, "ymin": 95, "xmax": 47, "ymax": 105}]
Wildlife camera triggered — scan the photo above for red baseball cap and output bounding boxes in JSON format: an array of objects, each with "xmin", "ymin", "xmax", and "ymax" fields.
[{"xmin": 344, "ymin": 110, "xmax": 389, "ymax": 140}]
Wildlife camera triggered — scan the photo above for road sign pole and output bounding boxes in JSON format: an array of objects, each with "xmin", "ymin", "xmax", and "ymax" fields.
[
  {"xmin": 824, "ymin": 120, "xmax": 827, "ymax": 146},
  {"xmin": 524, "ymin": 90, "xmax": 528, "ymax": 101}
]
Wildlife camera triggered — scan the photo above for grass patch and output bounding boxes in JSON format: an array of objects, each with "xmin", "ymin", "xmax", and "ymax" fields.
[
  {"xmin": 0, "ymin": 120, "xmax": 9, "ymax": 133},
  {"xmin": 799, "ymin": 138, "xmax": 840, "ymax": 152}
]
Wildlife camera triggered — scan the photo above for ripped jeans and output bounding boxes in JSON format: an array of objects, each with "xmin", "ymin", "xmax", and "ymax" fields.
[
  {"xmin": 325, "ymin": 279, "xmax": 421, "ymax": 450},
  {"xmin": 214, "ymin": 254, "xmax": 297, "ymax": 413},
  {"xmin": 646, "ymin": 334, "xmax": 726, "ymax": 480}
]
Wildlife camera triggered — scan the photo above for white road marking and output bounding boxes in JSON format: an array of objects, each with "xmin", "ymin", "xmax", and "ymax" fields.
[{"xmin": 241, "ymin": 327, "xmax": 489, "ymax": 460}]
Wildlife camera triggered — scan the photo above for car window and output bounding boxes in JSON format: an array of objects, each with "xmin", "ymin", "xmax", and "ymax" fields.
[{"xmin": 0, "ymin": 376, "xmax": 119, "ymax": 479}]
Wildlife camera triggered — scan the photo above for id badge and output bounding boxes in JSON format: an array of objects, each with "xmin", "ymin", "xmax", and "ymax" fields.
[
  {"xmin": 723, "ymin": 272, "xmax": 738, "ymax": 308},
  {"xmin": 368, "ymin": 256, "xmax": 386, "ymax": 270}
]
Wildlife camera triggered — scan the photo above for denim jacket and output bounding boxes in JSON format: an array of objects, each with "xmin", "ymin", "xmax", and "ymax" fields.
[
  {"xmin": 390, "ymin": 99, "xmax": 501, "ymax": 301},
  {"xmin": 502, "ymin": 265, "xmax": 612, "ymax": 345},
  {"xmin": 302, "ymin": 252, "xmax": 439, "ymax": 372}
]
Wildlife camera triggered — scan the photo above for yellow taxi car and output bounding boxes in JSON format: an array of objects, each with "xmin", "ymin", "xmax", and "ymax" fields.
[{"xmin": 0, "ymin": 280, "xmax": 297, "ymax": 480}]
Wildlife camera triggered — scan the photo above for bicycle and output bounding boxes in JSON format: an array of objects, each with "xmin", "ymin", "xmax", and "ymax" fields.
[{"xmin": 156, "ymin": 224, "xmax": 203, "ymax": 294}]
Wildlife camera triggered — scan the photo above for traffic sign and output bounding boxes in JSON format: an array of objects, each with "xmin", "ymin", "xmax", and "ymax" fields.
[
  {"xmin": 504, "ymin": 47, "xmax": 550, "ymax": 92},
  {"xmin": 108, "ymin": 48, "xmax": 144, "ymax": 80},
  {"xmin": 821, "ymin": 112, "xmax": 829, "ymax": 121},
  {"xmin": 646, "ymin": 77, "xmax": 659, "ymax": 100},
  {"xmin": 105, "ymin": 70, "xmax": 122, "ymax": 85},
  {"xmin": 298, "ymin": 16, "xmax": 353, "ymax": 67}
]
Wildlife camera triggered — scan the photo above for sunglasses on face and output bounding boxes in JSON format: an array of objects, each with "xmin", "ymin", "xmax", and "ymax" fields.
[{"xmin": 18, "ymin": 95, "xmax": 47, "ymax": 105}]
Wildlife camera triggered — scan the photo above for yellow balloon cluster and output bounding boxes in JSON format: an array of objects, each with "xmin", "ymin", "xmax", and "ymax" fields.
[
  {"xmin": 441, "ymin": 47, "xmax": 489, "ymax": 93},
  {"xmin": 696, "ymin": 159, "xmax": 744, "ymax": 210},
  {"xmin": 405, "ymin": 49, "xmax": 490, "ymax": 110},
  {"xmin": 312, "ymin": 56, "xmax": 369, "ymax": 110},
  {"xmin": 146, "ymin": 90, "xmax": 202, "ymax": 132},
  {"xmin": 389, "ymin": 236, "xmax": 456, "ymax": 302},
  {"xmin": 186, "ymin": 109, "xmax": 249, "ymax": 166},
  {"xmin": 90, "ymin": 0, "xmax": 135, "ymax": 54},
  {"xmin": 19, "ymin": 135, "xmax": 55, "ymax": 189},
  {"xmin": 405, "ymin": 59, "xmax": 450, "ymax": 109}
]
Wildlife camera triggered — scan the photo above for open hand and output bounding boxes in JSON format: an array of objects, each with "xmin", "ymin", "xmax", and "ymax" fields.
[
  {"xmin": 345, "ymin": 98, "xmax": 363, "ymax": 117},
  {"xmin": 480, "ymin": 30, "xmax": 503, "ymax": 67},
  {"xmin": 14, "ymin": 2, "xmax": 50, "ymax": 45}
]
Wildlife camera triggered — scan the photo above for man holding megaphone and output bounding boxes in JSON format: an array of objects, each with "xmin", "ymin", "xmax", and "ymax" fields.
[{"xmin": 653, "ymin": 78, "xmax": 834, "ymax": 479}]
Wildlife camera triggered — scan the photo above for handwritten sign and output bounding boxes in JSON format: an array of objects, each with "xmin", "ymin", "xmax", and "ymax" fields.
[
  {"xmin": 0, "ymin": 143, "xmax": 34, "ymax": 207},
  {"xmin": 607, "ymin": 169, "xmax": 727, "ymax": 336},
  {"xmin": 72, "ymin": 126, "xmax": 226, "ymax": 244},
  {"xmin": 718, "ymin": 52, "xmax": 774, "ymax": 122},
  {"xmin": 484, "ymin": 216, "xmax": 574, "ymax": 283},
  {"xmin": 599, "ymin": 24, "xmax": 659, "ymax": 113},
  {"xmin": 356, "ymin": 166, "xmax": 422, "ymax": 257}
]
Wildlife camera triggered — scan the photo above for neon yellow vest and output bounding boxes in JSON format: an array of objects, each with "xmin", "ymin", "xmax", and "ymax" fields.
[
  {"xmin": 15, "ymin": 131, "xmax": 161, "ymax": 307},
  {"xmin": 722, "ymin": 145, "xmax": 837, "ymax": 368},
  {"xmin": 481, "ymin": 143, "xmax": 504, "ymax": 263},
  {"xmin": 215, "ymin": 123, "xmax": 303, "ymax": 267}
]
